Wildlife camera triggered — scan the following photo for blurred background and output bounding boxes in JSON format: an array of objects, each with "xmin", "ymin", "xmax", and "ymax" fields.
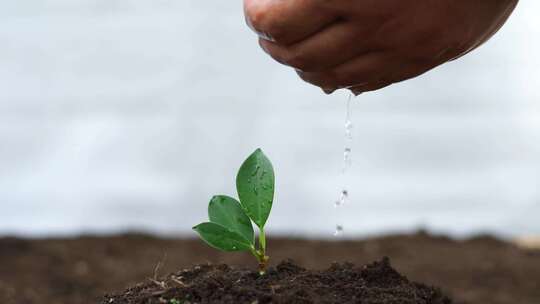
[{"xmin": 1, "ymin": 0, "xmax": 539, "ymax": 239}]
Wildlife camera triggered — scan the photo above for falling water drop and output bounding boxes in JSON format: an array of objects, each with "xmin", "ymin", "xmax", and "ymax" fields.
[
  {"xmin": 340, "ymin": 189, "xmax": 348, "ymax": 204},
  {"xmin": 343, "ymin": 147, "xmax": 352, "ymax": 169},
  {"xmin": 334, "ymin": 190, "xmax": 349, "ymax": 208},
  {"xmin": 345, "ymin": 120, "xmax": 353, "ymax": 140},
  {"xmin": 334, "ymin": 225, "xmax": 344, "ymax": 236}
]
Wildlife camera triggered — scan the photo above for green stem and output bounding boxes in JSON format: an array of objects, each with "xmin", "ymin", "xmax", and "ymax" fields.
[
  {"xmin": 254, "ymin": 227, "xmax": 268, "ymax": 275},
  {"xmin": 259, "ymin": 227, "xmax": 266, "ymax": 252},
  {"xmin": 249, "ymin": 246, "xmax": 259, "ymax": 259},
  {"xmin": 249, "ymin": 246, "xmax": 267, "ymax": 275}
]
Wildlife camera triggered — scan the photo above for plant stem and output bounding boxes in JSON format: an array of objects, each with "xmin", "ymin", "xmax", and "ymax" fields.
[
  {"xmin": 257, "ymin": 255, "xmax": 269, "ymax": 275},
  {"xmin": 255, "ymin": 228, "xmax": 269, "ymax": 275},
  {"xmin": 259, "ymin": 227, "xmax": 266, "ymax": 252},
  {"xmin": 248, "ymin": 229, "xmax": 270, "ymax": 275},
  {"xmin": 249, "ymin": 247, "xmax": 268, "ymax": 275},
  {"xmin": 249, "ymin": 246, "xmax": 259, "ymax": 259}
]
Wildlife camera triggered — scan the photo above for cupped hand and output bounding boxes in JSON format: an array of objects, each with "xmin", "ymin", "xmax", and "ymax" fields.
[{"xmin": 244, "ymin": 0, "xmax": 518, "ymax": 94}]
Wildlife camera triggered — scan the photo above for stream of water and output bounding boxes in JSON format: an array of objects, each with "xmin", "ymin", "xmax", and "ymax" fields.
[{"xmin": 334, "ymin": 93, "xmax": 354, "ymax": 236}]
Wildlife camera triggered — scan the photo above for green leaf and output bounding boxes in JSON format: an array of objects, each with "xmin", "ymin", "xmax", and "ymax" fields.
[
  {"xmin": 236, "ymin": 148, "xmax": 275, "ymax": 228},
  {"xmin": 192, "ymin": 222, "xmax": 253, "ymax": 252},
  {"xmin": 208, "ymin": 195, "xmax": 254, "ymax": 244}
]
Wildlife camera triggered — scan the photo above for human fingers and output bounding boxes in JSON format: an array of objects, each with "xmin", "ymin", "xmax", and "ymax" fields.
[
  {"xmin": 296, "ymin": 51, "xmax": 397, "ymax": 91},
  {"xmin": 244, "ymin": 0, "xmax": 340, "ymax": 45},
  {"xmin": 349, "ymin": 81, "xmax": 392, "ymax": 95},
  {"xmin": 347, "ymin": 58, "xmax": 441, "ymax": 95},
  {"xmin": 259, "ymin": 21, "xmax": 375, "ymax": 72}
]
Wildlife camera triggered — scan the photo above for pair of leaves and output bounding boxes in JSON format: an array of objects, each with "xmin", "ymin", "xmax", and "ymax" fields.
[
  {"xmin": 193, "ymin": 195, "xmax": 254, "ymax": 251},
  {"xmin": 193, "ymin": 149, "xmax": 274, "ymax": 252}
]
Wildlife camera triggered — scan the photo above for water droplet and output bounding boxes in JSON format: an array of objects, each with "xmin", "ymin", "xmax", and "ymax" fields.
[
  {"xmin": 253, "ymin": 187, "xmax": 258, "ymax": 195},
  {"xmin": 251, "ymin": 165, "xmax": 260, "ymax": 177},
  {"xmin": 334, "ymin": 225, "xmax": 344, "ymax": 236},
  {"xmin": 345, "ymin": 120, "xmax": 353, "ymax": 139},
  {"xmin": 334, "ymin": 190, "xmax": 348, "ymax": 207},
  {"xmin": 343, "ymin": 147, "xmax": 352, "ymax": 168},
  {"xmin": 340, "ymin": 190, "xmax": 348, "ymax": 204},
  {"xmin": 232, "ymin": 246, "xmax": 237, "ymax": 250},
  {"xmin": 247, "ymin": 178, "xmax": 252, "ymax": 184}
]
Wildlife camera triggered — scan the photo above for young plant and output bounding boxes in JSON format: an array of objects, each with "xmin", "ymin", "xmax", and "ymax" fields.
[{"xmin": 193, "ymin": 148, "xmax": 275, "ymax": 274}]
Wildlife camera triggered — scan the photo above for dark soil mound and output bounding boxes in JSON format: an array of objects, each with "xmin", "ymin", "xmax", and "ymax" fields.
[{"xmin": 102, "ymin": 257, "xmax": 451, "ymax": 304}]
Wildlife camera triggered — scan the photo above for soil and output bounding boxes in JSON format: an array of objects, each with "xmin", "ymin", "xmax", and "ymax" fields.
[
  {"xmin": 1, "ymin": 232, "xmax": 539, "ymax": 304},
  {"xmin": 102, "ymin": 257, "xmax": 451, "ymax": 304}
]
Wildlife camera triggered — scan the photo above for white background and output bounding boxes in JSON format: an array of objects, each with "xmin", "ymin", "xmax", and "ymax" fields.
[{"xmin": 1, "ymin": 1, "xmax": 539, "ymax": 238}]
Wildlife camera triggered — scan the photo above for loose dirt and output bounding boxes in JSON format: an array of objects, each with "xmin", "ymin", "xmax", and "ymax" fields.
[
  {"xmin": 1, "ymin": 232, "xmax": 539, "ymax": 304},
  {"xmin": 102, "ymin": 257, "xmax": 451, "ymax": 304}
]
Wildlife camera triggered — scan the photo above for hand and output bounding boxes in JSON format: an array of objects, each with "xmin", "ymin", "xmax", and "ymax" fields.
[{"xmin": 244, "ymin": 0, "xmax": 519, "ymax": 94}]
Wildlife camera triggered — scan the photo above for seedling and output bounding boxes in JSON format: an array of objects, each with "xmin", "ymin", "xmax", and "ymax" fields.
[{"xmin": 193, "ymin": 148, "xmax": 275, "ymax": 275}]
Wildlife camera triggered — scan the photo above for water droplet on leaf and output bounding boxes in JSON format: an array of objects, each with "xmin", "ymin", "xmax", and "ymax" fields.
[{"xmin": 251, "ymin": 165, "xmax": 260, "ymax": 177}]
